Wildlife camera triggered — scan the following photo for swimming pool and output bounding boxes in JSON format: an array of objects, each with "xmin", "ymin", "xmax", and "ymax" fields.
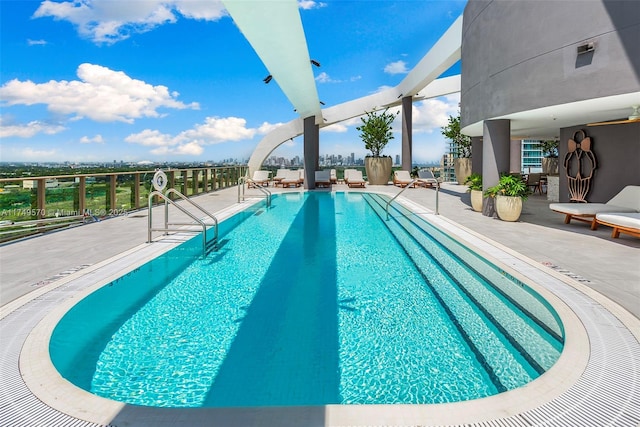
[{"xmin": 49, "ymin": 191, "xmax": 563, "ymax": 408}]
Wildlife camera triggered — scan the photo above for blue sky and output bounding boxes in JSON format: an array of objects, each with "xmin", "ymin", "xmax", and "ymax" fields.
[{"xmin": 0, "ymin": 0, "xmax": 466, "ymax": 164}]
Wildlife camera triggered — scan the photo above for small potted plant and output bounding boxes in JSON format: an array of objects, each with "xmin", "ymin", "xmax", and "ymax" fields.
[
  {"xmin": 357, "ymin": 108, "xmax": 398, "ymax": 185},
  {"xmin": 464, "ymin": 173, "xmax": 483, "ymax": 212},
  {"xmin": 484, "ymin": 174, "xmax": 530, "ymax": 221}
]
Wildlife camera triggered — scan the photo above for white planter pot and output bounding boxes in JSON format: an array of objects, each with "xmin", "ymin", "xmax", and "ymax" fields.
[
  {"xmin": 495, "ymin": 195, "xmax": 523, "ymax": 222},
  {"xmin": 470, "ymin": 189, "xmax": 483, "ymax": 212},
  {"xmin": 365, "ymin": 157, "xmax": 392, "ymax": 185},
  {"xmin": 454, "ymin": 158, "xmax": 472, "ymax": 185}
]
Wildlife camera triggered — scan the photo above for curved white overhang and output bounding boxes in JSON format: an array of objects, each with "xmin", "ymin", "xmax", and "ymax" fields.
[
  {"xmin": 222, "ymin": 0, "xmax": 322, "ymax": 122},
  {"xmin": 246, "ymin": 15, "xmax": 464, "ymax": 173},
  {"xmin": 461, "ymin": 92, "xmax": 640, "ymax": 139}
]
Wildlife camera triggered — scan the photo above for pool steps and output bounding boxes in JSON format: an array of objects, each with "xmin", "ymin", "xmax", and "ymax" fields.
[{"xmin": 363, "ymin": 193, "xmax": 563, "ymax": 393}]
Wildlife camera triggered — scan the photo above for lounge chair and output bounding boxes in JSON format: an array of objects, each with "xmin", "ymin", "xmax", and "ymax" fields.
[
  {"xmin": 248, "ymin": 170, "xmax": 270, "ymax": 188},
  {"xmin": 330, "ymin": 169, "xmax": 337, "ymax": 184},
  {"xmin": 298, "ymin": 169, "xmax": 305, "ymax": 184},
  {"xmin": 526, "ymin": 173, "xmax": 542, "ymax": 195},
  {"xmin": 343, "ymin": 169, "xmax": 358, "ymax": 185},
  {"xmin": 549, "ymin": 185, "xmax": 640, "ymax": 229},
  {"xmin": 273, "ymin": 168, "xmax": 290, "ymax": 185},
  {"xmin": 315, "ymin": 170, "xmax": 331, "ymax": 188},
  {"xmin": 279, "ymin": 170, "xmax": 302, "ymax": 188},
  {"xmin": 393, "ymin": 170, "xmax": 415, "ymax": 188},
  {"xmin": 346, "ymin": 170, "xmax": 366, "ymax": 188},
  {"xmin": 596, "ymin": 212, "xmax": 640, "ymax": 238},
  {"xmin": 417, "ymin": 169, "xmax": 438, "ymax": 188}
]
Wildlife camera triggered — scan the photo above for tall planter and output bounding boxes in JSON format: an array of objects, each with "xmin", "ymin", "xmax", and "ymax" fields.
[
  {"xmin": 495, "ymin": 195, "xmax": 523, "ymax": 222},
  {"xmin": 542, "ymin": 157, "xmax": 558, "ymax": 175},
  {"xmin": 365, "ymin": 157, "xmax": 392, "ymax": 185},
  {"xmin": 454, "ymin": 158, "xmax": 472, "ymax": 185}
]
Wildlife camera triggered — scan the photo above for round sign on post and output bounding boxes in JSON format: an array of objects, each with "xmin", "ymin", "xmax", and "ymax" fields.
[{"xmin": 152, "ymin": 170, "xmax": 168, "ymax": 192}]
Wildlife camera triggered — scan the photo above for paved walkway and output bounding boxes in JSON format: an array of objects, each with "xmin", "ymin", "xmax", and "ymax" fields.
[{"xmin": 2, "ymin": 182, "xmax": 638, "ymax": 318}]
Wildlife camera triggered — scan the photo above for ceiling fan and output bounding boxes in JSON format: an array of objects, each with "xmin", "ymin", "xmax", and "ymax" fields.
[{"xmin": 587, "ymin": 105, "xmax": 640, "ymax": 126}]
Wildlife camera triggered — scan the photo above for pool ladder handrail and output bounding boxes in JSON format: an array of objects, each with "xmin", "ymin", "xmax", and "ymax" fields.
[
  {"xmin": 148, "ymin": 189, "xmax": 218, "ymax": 255},
  {"xmin": 237, "ymin": 176, "xmax": 272, "ymax": 207},
  {"xmin": 385, "ymin": 179, "xmax": 440, "ymax": 220}
]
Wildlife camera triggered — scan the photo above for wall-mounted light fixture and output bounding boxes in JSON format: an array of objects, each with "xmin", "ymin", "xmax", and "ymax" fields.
[
  {"xmin": 263, "ymin": 75, "xmax": 273, "ymax": 84},
  {"xmin": 577, "ymin": 42, "xmax": 595, "ymax": 55},
  {"xmin": 310, "ymin": 59, "xmax": 321, "ymax": 67}
]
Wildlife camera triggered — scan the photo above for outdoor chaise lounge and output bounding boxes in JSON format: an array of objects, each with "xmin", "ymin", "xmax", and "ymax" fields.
[
  {"xmin": 417, "ymin": 169, "xmax": 439, "ymax": 188},
  {"xmin": 330, "ymin": 169, "xmax": 337, "ymax": 184},
  {"xmin": 596, "ymin": 212, "xmax": 640, "ymax": 238},
  {"xmin": 315, "ymin": 170, "xmax": 331, "ymax": 188},
  {"xmin": 278, "ymin": 170, "xmax": 302, "ymax": 188},
  {"xmin": 393, "ymin": 170, "xmax": 416, "ymax": 188},
  {"xmin": 273, "ymin": 168, "xmax": 291, "ymax": 186},
  {"xmin": 248, "ymin": 170, "xmax": 270, "ymax": 188},
  {"xmin": 343, "ymin": 169, "xmax": 358, "ymax": 185},
  {"xmin": 346, "ymin": 170, "xmax": 366, "ymax": 188},
  {"xmin": 549, "ymin": 185, "xmax": 640, "ymax": 229}
]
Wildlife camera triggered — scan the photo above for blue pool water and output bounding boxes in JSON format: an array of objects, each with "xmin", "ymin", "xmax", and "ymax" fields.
[{"xmin": 50, "ymin": 192, "xmax": 563, "ymax": 407}]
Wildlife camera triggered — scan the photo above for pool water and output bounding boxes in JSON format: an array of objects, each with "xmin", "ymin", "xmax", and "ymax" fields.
[{"xmin": 50, "ymin": 192, "xmax": 563, "ymax": 408}]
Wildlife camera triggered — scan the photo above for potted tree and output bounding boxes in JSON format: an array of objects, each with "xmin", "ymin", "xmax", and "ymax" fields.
[
  {"xmin": 464, "ymin": 173, "xmax": 483, "ymax": 212},
  {"xmin": 484, "ymin": 174, "xmax": 530, "ymax": 221},
  {"xmin": 540, "ymin": 139, "xmax": 559, "ymax": 175},
  {"xmin": 442, "ymin": 113, "xmax": 472, "ymax": 185},
  {"xmin": 357, "ymin": 109, "xmax": 398, "ymax": 185}
]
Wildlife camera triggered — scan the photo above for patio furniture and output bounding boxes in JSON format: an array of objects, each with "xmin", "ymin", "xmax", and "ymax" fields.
[
  {"xmin": 596, "ymin": 212, "xmax": 640, "ymax": 238},
  {"xmin": 549, "ymin": 185, "xmax": 640, "ymax": 229},
  {"xmin": 393, "ymin": 170, "xmax": 415, "ymax": 188},
  {"xmin": 417, "ymin": 169, "xmax": 438, "ymax": 188},
  {"xmin": 315, "ymin": 170, "xmax": 331, "ymax": 188},
  {"xmin": 248, "ymin": 170, "xmax": 270, "ymax": 188},
  {"xmin": 346, "ymin": 170, "xmax": 366, "ymax": 188}
]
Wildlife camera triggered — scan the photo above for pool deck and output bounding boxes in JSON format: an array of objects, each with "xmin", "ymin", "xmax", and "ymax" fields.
[{"xmin": 1, "ymin": 183, "xmax": 639, "ymax": 426}]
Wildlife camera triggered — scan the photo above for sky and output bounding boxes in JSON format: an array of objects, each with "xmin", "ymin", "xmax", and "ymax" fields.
[{"xmin": 0, "ymin": 0, "xmax": 467, "ymax": 165}]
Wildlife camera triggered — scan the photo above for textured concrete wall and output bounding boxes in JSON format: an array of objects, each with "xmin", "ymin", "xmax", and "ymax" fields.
[
  {"xmin": 461, "ymin": 0, "xmax": 640, "ymax": 129},
  {"xmin": 558, "ymin": 123, "xmax": 640, "ymax": 202}
]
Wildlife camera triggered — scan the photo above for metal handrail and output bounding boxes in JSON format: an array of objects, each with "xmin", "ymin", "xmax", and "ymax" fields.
[
  {"xmin": 385, "ymin": 179, "xmax": 440, "ymax": 220},
  {"xmin": 238, "ymin": 176, "xmax": 272, "ymax": 207},
  {"xmin": 148, "ymin": 189, "xmax": 218, "ymax": 255}
]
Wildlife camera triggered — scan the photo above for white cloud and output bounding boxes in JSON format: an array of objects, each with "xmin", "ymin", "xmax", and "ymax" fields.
[
  {"xmin": 32, "ymin": 0, "xmax": 226, "ymax": 44},
  {"xmin": 0, "ymin": 118, "xmax": 66, "ymax": 138},
  {"xmin": 79, "ymin": 134, "xmax": 105, "ymax": 144},
  {"xmin": 126, "ymin": 116, "xmax": 280, "ymax": 156},
  {"xmin": 27, "ymin": 39, "xmax": 48, "ymax": 46},
  {"xmin": 298, "ymin": 1, "xmax": 327, "ymax": 10},
  {"xmin": 411, "ymin": 93, "xmax": 460, "ymax": 133},
  {"xmin": 384, "ymin": 60, "xmax": 408, "ymax": 75},
  {"xmin": 0, "ymin": 63, "xmax": 199, "ymax": 124},
  {"xmin": 151, "ymin": 141, "xmax": 204, "ymax": 156}
]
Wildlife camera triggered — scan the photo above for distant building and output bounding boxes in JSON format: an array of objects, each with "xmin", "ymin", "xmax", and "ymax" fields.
[{"xmin": 521, "ymin": 140, "xmax": 543, "ymax": 174}]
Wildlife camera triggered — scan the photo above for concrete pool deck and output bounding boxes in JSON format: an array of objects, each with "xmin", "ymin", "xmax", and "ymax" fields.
[{"xmin": 1, "ymin": 183, "xmax": 639, "ymax": 426}]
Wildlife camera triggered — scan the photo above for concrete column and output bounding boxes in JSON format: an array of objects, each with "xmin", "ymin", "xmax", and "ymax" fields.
[
  {"xmin": 482, "ymin": 119, "xmax": 511, "ymax": 216},
  {"xmin": 510, "ymin": 140, "xmax": 521, "ymax": 173},
  {"xmin": 471, "ymin": 137, "xmax": 482, "ymax": 174},
  {"xmin": 303, "ymin": 116, "xmax": 319, "ymax": 189},
  {"xmin": 401, "ymin": 96, "xmax": 413, "ymax": 171}
]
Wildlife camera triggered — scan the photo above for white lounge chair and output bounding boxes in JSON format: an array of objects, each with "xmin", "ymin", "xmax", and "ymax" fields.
[
  {"xmin": 417, "ymin": 169, "xmax": 438, "ymax": 188},
  {"xmin": 346, "ymin": 170, "xmax": 366, "ymax": 188},
  {"xmin": 279, "ymin": 170, "xmax": 302, "ymax": 188},
  {"xmin": 330, "ymin": 169, "xmax": 337, "ymax": 184},
  {"xmin": 549, "ymin": 185, "xmax": 640, "ymax": 229},
  {"xmin": 315, "ymin": 170, "xmax": 331, "ymax": 187},
  {"xmin": 273, "ymin": 168, "xmax": 290, "ymax": 185},
  {"xmin": 393, "ymin": 170, "xmax": 415, "ymax": 188},
  {"xmin": 343, "ymin": 169, "xmax": 358, "ymax": 185},
  {"xmin": 248, "ymin": 170, "xmax": 270, "ymax": 188},
  {"xmin": 596, "ymin": 212, "xmax": 640, "ymax": 239}
]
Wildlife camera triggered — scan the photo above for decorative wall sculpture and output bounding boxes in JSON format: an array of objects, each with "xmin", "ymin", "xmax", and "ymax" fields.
[{"xmin": 564, "ymin": 130, "xmax": 597, "ymax": 202}]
